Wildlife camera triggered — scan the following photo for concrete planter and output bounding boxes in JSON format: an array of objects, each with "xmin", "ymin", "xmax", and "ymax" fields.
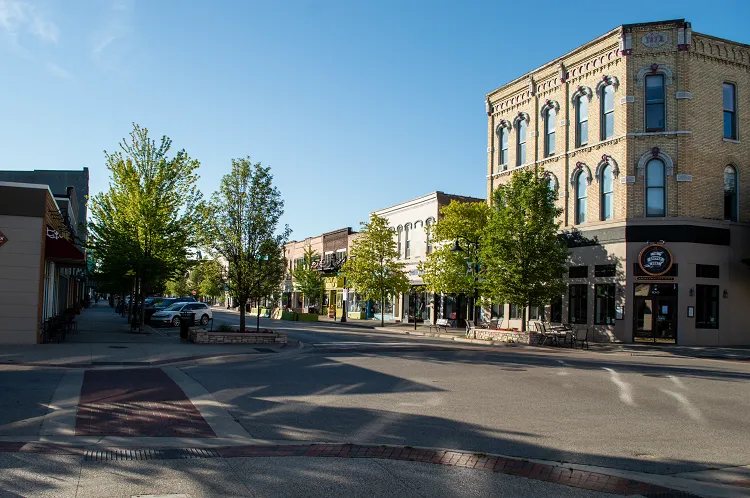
[
  {"xmin": 296, "ymin": 313, "xmax": 319, "ymax": 322},
  {"xmin": 188, "ymin": 327, "xmax": 287, "ymax": 345},
  {"xmin": 468, "ymin": 328, "xmax": 534, "ymax": 344}
]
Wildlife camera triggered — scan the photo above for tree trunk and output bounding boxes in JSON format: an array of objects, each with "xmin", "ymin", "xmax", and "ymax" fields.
[
  {"xmin": 256, "ymin": 296, "xmax": 261, "ymax": 332},
  {"xmin": 239, "ymin": 299, "xmax": 246, "ymax": 333},
  {"xmin": 521, "ymin": 304, "xmax": 527, "ymax": 332},
  {"xmin": 139, "ymin": 278, "xmax": 147, "ymax": 330},
  {"xmin": 380, "ymin": 290, "xmax": 385, "ymax": 328}
]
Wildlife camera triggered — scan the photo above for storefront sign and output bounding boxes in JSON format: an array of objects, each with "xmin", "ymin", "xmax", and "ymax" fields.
[
  {"xmin": 638, "ymin": 243, "xmax": 673, "ymax": 277},
  {"xmin": 642, "ymin": 32, "xmax": 669, "ymax": 48},
  {"xmin": 324, "ymin": 276, "xmax": 344, "ymax": 290},
  {"xmin": 0, "ymin": 230, "xmax": 7, "ymax": 249}
]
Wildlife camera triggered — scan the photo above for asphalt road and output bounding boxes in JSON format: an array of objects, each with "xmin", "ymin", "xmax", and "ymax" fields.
[{"xmin": 196, "ymin": 309, "xmax": 750, "ymax": 476}]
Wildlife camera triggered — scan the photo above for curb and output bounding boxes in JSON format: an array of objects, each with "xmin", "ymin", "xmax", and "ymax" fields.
[{"xmin": 0, "ymin": 441, "xmax": 703, "ymax": 496}]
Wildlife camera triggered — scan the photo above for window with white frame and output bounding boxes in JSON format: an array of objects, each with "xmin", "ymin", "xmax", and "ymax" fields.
[
  {"xmin": 645, "ymin": 74, "xmax": 665, "ymax": 131},
  {"xmin": 425, "ymin": 218, "xmax": 434, "ymax": 254},
  {"xmin": 645, "ymin": 158, "xmax": 666, "ymax": 217},
  {"xmin": 601, "ymin": 85, "xmax": 615, "ymax": 140},
  {"xmin": 576, "ymin": 96, "xmax": 588, "ymax": 147},
  {"xmin": 544, "ymin": 108, "xmax": 556, "ymax": 157},
  {"xmin": 396, "ymin": 227, "xmax": 402, "ymax": 259},
  {"xmin": 601, "ymin": 164, "xmax": 614, "ymax": 220},
  {"xmin": 404, "ymin": 223, "xmax": 411, "ymax": 258},
  {"xmin": 576, "ymin": 171, "xmax": 587, "ymax": 224},
  {"xmin": 498, "ymin": 128, "xmax": 508, "ymax": 168},
  {"xmin": 516, "ymin": 120, "xmax": 527, "ymax": 166}
]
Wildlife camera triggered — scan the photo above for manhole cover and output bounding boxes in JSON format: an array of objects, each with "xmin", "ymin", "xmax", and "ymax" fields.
[{"xmin": 108, "ymin": 346, "xmax": 128, "ymax": 349}]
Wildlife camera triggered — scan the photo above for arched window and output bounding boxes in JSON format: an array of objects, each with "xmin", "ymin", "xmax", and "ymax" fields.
[
  {"xmin": 396, "ymin": 226, "xmax": 403, "ymax": 259},
  {"xmin": 425, "ymin": 218, "xmax": 434, "ymax": 255},
  {"xmin": 724, "ymin": 165, "xmax": 738, "ymax": 221},
  {"xmin": 516, "ymin": 120, "xmax": 527, "ymax": 166},
  {"xmin": 645, "ymin": 159, "xmax": 666, "ymax": 217},
  {"xmin": 544, "ymin": 108, "xmax": 556, "ymax": 157},
  {"xmin": 547, "ymin": 174, "xmax": 558, "ymax": 193},
  {"xmin": 575, "ymin": 96, "xmax": 589, "ymax": 147},
  {"xmin": 576, "ymin": 172, "xmax": 587, "ymax": 224},
  {"xmin": 404, "ymin": 223, "xmax": 411, "ymax": 258},
  {"xmin": 645, "ymin": 74, "xmax": 665, "ymax": 131},
  {"xmin": 498, "ymin": 128, "xmax": 508, "ymax": 169},
  {"xmin": 601, "ymin": 84, "xmax": 615, "ymax": 140},
  {"xmin": 601, "ymin": 165, "xmax": 614, "ymax": 220}
]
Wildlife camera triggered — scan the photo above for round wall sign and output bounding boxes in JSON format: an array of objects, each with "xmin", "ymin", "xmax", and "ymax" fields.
[{"xmin": 638, "ymin": 243, "xmax": 673, "ymax": 276}]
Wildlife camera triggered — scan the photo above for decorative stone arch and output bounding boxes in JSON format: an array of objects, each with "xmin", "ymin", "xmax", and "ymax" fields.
[
  {"xmin": 540, "ymin": 99, "xmax": 560, "ymax": 117},
  {"xmin": 414, "ymin": 219, "xmax": 424, "ymax": 230},
  {"xmin": 513, "ymin": 112, "xmax": 530, "ymax": 129},
  {"xmin": 637, "ymin": 147, "xmax": 674, "ymax": 177},
  {"xmin": 570, "ymin": 162, "xmax": 593, "ymax": 187},
  {"xmin": 425, "ymin": 217, "xmax": 435, "ymax": 226},
  {"xmin": 571, "ymin": 85, "xmax": 593, "ymax": 104},
  {"xmin": 396, "ymin": 224, "xmax": 403, "ymax": 232},
  {"xmin": 595, "ymin": 154, "xmax": 620, "ymax": 181},
  {"xmin": 595, "ymin": 75, "xmax": 620, "ymax": 96},
  {"xmin": 495, "ymin": 120, "xmax": 512, "ymax": 135},
  {"xmin": 636, "ymin": 63, "xmax": 674, "ymax": 87}
]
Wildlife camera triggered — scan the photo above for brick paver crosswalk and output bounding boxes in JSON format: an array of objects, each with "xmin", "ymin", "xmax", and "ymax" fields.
[{"xmin": 75, "ymin": 368, "xmax": 215, "ymax": 437}]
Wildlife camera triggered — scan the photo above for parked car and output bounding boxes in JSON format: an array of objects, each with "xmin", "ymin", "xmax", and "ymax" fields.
[
  {"xmin": 144, "ymin": 297, "xmax": 196, "ymax": 323},
  {"xmin": 151, "ymin": 302, "xmax": 212, "ymax": 327}
]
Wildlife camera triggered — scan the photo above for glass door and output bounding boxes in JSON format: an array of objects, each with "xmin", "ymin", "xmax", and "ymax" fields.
[
  {"xmin": 634, "ymin": 297, "xmax": 654, "ymax": 342},
  {"xmin": 633, "ymin": 284, "xmax": 677, "ymax": 344},
  {"xmin": 654, "ymin": 297, "xmax": 677, "ymax": 343}
]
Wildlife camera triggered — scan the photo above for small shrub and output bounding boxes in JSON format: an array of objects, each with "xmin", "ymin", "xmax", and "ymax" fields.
[{"xmin": 216, "ymin": 323, "xmax": 234, "ymax": 332}]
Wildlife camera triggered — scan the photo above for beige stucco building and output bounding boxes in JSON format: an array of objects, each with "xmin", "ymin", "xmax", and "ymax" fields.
[{"xmin": 486, "ymin": 19, "xmax": 750, "ymax": 345}]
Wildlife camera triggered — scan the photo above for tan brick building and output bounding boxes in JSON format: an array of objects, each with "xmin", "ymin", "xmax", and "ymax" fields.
[{"xmin": 485, "ymin": 19, "xmax": 750, "ymax": 345}]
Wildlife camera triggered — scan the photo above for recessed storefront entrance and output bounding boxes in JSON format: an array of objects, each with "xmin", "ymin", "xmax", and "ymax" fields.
[{"xmin": 633, "ymin": 283, "xmax": 677, "ymax": 344}]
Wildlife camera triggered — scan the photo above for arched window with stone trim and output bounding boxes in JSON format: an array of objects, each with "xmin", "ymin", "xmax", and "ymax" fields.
[
  {"xmin": 541, "ymin": 101, "xmax": 559, "ymax": 157},
  {"xmin": 600, "ymin": 164, "xmax": 614, "ymax": 220},
  {"xmin": 496, "ymin": 121, "xmax": 511, "ymax": 170},
  {"xmin": 575, "ymin": 171, "xmax": 588, "ymax": 224},
  {"xmin": 645, "ymin": 159, "xmax": 666, "ymax": 217},
  {"xmin": 514, "ymin": 114, "xmax": 529, "ymax": 166},
  {"xmin": 396, "ymin": 226, "xmax": 403, "ymax": 259},
  {"xmin": 404, "ymin": 222, "xmax": 412, "ymax": 258},
  {"xmin": 425, "ymin": 217, "xmax": 435, "ymax": 255},
  {"xmin": 724, "ymin": 165, "xmax": 738, "ymax": 221},
  {"xmin": 596, "ymin": 76, "xmax": 618, "ymax": 140}
]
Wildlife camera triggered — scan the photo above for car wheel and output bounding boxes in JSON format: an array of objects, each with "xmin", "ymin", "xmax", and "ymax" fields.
[
  {"xmin": 200, "ymin": 314, "xmax": 209, "ymax": 326},
  {"xmin": 171, "ymin": 316, "xmax": 181, "ymax": 327}
]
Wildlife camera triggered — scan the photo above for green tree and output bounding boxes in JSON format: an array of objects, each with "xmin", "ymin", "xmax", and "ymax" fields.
[
  {"xmin": 88, "ymin": 123, "xmax": 204, "ymax": 326},
  {"xmin": 206, "ymin": 158, "xmax": 290, "ymax": 332},
  {"xmin": 166, "ymin": 275, "xmax": 189, "ymax": 297},
  {"xmin": 291, "ymin": 246, "xmax": 324, "ymax": 311},
  {"xmin": 419, "ymin": 201, "xmax": 490, "ymax": 324},
  {"xmin": 340, "ymin": 214, "xmax": 409, "ymax": 327},
  {"xmin": 482, "ymin": 168, "xmax": 568, "ymax": 331},
  {"xmin": 198, "ymin": 260, "xmax": 226, "ymax": 300}
]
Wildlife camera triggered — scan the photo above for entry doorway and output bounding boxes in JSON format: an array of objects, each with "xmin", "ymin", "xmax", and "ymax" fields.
[{"xmin": 633, "ymin": 283, "xmax": 677, "ymax": 344}]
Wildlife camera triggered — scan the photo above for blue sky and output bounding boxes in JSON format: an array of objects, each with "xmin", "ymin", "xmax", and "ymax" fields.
[{"xmin": 1, "ymin": 0, "xmax": 748, "ymax": 240}]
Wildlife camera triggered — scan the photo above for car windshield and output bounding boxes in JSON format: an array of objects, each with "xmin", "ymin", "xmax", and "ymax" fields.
[{"xmin": 163, "ymin": 303, "xmax": 186, "ymax": 311}]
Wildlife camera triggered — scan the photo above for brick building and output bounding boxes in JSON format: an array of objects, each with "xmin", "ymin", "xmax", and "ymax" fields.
[{"xmin": 485, "ymin": 19, "xmax": 749, "ymax": 345}]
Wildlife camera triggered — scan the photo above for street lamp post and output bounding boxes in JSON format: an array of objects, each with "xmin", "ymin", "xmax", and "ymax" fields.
[{"xmin": 450, "ymin": 238, "xmax": 480, "ymax": 326}]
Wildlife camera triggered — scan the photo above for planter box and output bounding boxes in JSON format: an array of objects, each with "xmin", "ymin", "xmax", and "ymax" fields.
[
  {"xmin": 279, "ymin": 311, "xmax": 297, "ymax": 321},
  {"xmin": 249, "ymin": 307, "xmax": 272, "ymax": 318},
  {"xmin": 348, "ymin": 311, "xmax": 365, "ymax": 320},
  {"xmin": 296, "ymin": 313, "xmax": 318, "ymax": 322},
  {"xmin": 468, "ymin": 328, "xmax": 532, "ymax": 344},
  {"xmin": 189, "ymin": 328, "xmax": 287, "ymax": 345}
]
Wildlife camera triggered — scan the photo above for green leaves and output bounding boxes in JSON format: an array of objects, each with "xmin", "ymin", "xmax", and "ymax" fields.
[
  {"xmin": 482, "ymin": 169, "xmax": 568, "ymax": 329},
  {"xmin": 341, "ymin": 214, "xmax": 409, "ymax": 321},
  {"xmin": 204, "ymin": 158, "xmax": 290, "ymax": 331},
  {"xmin": 292, "ymin": 246, "xmax": 324, "ymax": 306}
]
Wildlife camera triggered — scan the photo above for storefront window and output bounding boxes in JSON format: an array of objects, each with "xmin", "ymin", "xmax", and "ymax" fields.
[
  {"xmin": 594, "ymin": 284, "xmax": 615, "ymax": 325},
  {"xmin": 550, "ymin": 296, "xmax": 562, "ymax": 323},
  {"xmin": 696, "ymin": 285, "xmax": 719, "ymax": 329},
  {"xmin": 509, "ymin": 304, "xmax": 521, "ymax": 320},
  {"xmin": 491, "ymin": 302, "xmax": 504, "ymax": 319},
  {"xmin": 529, "ymin": 304, "xmax": 543, "ymax": 321},
  {"xmin": 568, "ymin": 284, "xmax": 588, "ymax": 324}
]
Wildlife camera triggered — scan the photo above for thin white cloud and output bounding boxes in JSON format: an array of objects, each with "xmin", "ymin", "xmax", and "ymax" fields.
[
  {"xmin": 90, "ymin": 0, "xmax": 133, "ymax": 69},
  {"xmin": 47, "ymin": 61, "xmax": 71, "ymax": 79},
  {"xmin": 0, "ymin": 0, "xmax": 58, "ymax": 43}
]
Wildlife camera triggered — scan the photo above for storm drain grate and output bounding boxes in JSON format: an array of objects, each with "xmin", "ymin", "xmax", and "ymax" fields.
[
  {"xmin": 84, "ymin": 448, "xmax": 221, "ymax": 462},
  {"xmin": 642, "ymin": 491, "xmax": 702, "ymax": 498}
]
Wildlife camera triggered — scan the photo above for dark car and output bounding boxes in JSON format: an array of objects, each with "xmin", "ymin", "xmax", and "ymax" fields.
[{"xmin": 144, "ymin": 297, "xmax": 196, "ymax": 323}]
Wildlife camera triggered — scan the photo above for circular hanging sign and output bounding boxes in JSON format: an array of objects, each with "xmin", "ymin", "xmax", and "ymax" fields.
[{"xmin": 638, "ymin": 243, "xmax": 673, "ymax": 276}]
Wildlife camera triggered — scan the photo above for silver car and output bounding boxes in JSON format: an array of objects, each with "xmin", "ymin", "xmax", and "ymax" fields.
[{"xmin": 151, "ymin": 302, "xmax": 212, "ymax": 327}]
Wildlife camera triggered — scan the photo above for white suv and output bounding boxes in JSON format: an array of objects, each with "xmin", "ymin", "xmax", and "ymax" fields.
[{"xmin": 151, "ymin": 302, "xmax": 212, "ymax": 327}]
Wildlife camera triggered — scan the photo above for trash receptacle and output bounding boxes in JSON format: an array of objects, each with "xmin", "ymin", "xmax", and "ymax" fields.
[{"xmin": 180, "ymin": 311, "xmax": 196, "ymax": 339}]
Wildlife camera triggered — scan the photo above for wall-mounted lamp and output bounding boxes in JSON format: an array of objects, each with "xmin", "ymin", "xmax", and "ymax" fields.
[
  {"xmin": 689, "ymin": 287, "xmax": 695, "ymax": 297},
  {"xmin": 723, "ymin": 289, "xmax": 729, "ymax": 299}
]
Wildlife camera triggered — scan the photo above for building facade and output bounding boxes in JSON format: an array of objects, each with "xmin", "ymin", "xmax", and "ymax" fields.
[
  {"xmin": 486, "ymin": 19, "xmax": 750, "ymax": 345},
  {"xmin": 374, "ymin": 192, "xmax": 484, "ymax": 325},
  {"xmin": 0, "ymin": 182, "xmax": 87, "ymax": 344}
]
